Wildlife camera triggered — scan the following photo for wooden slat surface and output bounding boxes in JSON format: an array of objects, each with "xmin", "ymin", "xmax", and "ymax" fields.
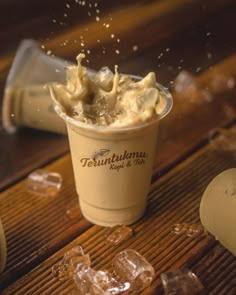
[
  {"xmin": 3, "ymin": 130, "xmax": 236, "ymax": 294},
  {"xmin": 0, "ymin": 154, "xmax": 91, "ymax": 289}
]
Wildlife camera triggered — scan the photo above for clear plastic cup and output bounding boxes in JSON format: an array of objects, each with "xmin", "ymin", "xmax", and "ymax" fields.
[
  {"xmin": 54, "ymin": 83, "xmax": 172, "ymax": 226},
  {"xmin": 2, "ymin": 39, "xmax": 69, "ymax": 134}
]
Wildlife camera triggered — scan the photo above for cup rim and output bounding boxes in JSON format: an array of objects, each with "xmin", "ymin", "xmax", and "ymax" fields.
[{"xmin": 54, "ymin": 80, "xmax": 173, "ymax": 134}]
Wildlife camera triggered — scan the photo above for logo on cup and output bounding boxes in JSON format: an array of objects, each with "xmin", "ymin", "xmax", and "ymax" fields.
[
  {"xmin": 80, "ymin": 150, "xmax": 148, "ymax": 172},
  {"xmin": 92, "ymin": 149, "xmax": 111, "ymax": 160}
]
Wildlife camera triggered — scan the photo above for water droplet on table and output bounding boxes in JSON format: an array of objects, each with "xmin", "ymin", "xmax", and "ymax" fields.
[
  {"xmin": 105, "ymin": 225, "xmax": 134, "ymax": 246},
  {"xmin": 171, "ymin": 223, "xmax": 208, "ymax": 237},
  {"xmin": 66, "ymin": 204, "xmax": 81, "ymax": 220}
]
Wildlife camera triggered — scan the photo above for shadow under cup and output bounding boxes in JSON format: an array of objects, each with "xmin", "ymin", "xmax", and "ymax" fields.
[{"xmin": 55, "ymin": 83, "xmax": 173, "ymax": 227}]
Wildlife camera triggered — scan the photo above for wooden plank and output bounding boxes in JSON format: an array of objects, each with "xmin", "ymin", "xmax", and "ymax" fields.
[
  {"xmin": 0, "ymin": 154, "xmax": 91, "ymax": 289},
  {"xmin": 2, "ymin": 131, "xmax": 236, "ymax": 294},
  {"xmin": 0, "ymin": 129, "xmax": 69, "ymax": 192}
]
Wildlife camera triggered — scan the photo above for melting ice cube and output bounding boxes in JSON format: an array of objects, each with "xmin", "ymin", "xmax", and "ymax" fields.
[
  {"xmin": 112, "ymin": 249, "xmax": 155, "ymax": 291},
  {"xmin": 73, "ymin": 266, "xmax": 130, "ymax": 294},
  {"xmin": 27, "ymin": 169, "xmax": 62, "ymax": 197},
  {"xmin": 171, "ymin": 223, "xmax": 208, "ymax": 237},
  {"xmin": 105, "ymin": 225, "xmax": 134, "ymax": 246},
  {"xmin": 160, "ymin": 268, "xmax": 206, "ymax": 294},
  {"xmin": 52, "ymin": 245, "xmax": 91, "ymax": 281}
]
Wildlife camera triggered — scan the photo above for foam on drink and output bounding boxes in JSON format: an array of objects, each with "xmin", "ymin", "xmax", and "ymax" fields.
[{"xmin": 48, "ymin": 54, "xmax": 167, "ymax": 128}]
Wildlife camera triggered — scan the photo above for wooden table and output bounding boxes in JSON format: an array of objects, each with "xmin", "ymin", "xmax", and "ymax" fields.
[{"xmin": 0, "ymin": 0, "xmax": 236, "ymax": 293}]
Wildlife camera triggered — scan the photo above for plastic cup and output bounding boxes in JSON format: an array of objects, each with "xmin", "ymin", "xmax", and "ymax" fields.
[
  {"xmin": 54, "ymin": 83, "xmax": 172, "ymax": 226},
  {"xmin": 2, "ymin": 39, "xmax": 69, "ymax": 134},
  {"xmin": 200, "ymin": 168, "xmax": 236, "ymax": 256}
]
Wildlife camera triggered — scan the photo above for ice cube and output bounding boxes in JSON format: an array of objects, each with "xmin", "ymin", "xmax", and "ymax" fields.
[
  {"xmin": 105, "ymin": 225, "xmax": 134, "ymax": 246},
  {"xmin": 27, "ymin": 169, "xmax": 62, "ymax": 197},
  {"xmin": 95, "ymin": 67, "xmax": 114, "ymax": 91},
  {"xmin": 52, "ymin": 245, "xmax": 91, "ymax": 281},
  {"xmin": 62, "ymin": 245, "xmax": 90, "ymax": 266},
  {"xmin": 171, "ymin": 223, "xmax": 208, "ymax": 237},
  {"xmin": 112, "ymin": 249, "xmax": 155, "ymax": 291},
  {"xmin": 73, "ymin": 265, "xmax": 96, "ymax": 294},
  {"xmin": 52, "ymin": 263, "xmax": 70, "ymax": 281},
  {"xmin": 160, "ymin": 268, "xmax": 206, "ymax": 294},
  {"xmin": 73, "ymin": 266, "xmax": 130, "ymax": 294}
]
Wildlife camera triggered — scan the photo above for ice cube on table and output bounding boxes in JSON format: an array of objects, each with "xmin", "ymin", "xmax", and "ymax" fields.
[
  {"xmin": 112, "ymin": 249, "xmax": 155, "ymax": 291},
  {"xmin": 52, "ymin": 245, "xmax": 91, "ymax": 281},
  {"xmin": 52, "ymin": 263, "xmax": 70, "ymax": 281},
  {"xmin": 160, "ymin": 268, "xmax": 206, "ymax": 295},
  {"xmin": 27, "ymin": 169, "xmax": 62, "ymax": 197},
  {"xmin": 171, "ymin": 223, "xmax": 208, "ymax": 237},
  {"xmin": 73, "ymin": 266, "xmax": 130, "ymax": 294},
  {"xmin": 105, "ymin": 225, "xmax": 134, "ymax": 246}
]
